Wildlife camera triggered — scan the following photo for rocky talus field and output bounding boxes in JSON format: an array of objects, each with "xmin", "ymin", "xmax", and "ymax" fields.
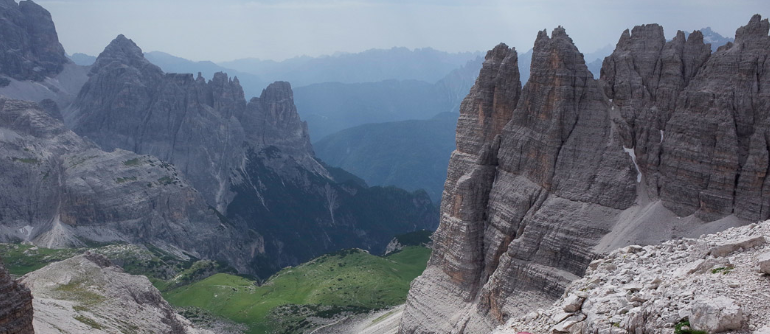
[
  {"xmin": 21, "ymin": 253, "xmax": 211, "ymax": 334},
  {"xmin": 496, "ymin": 221, "xmax": 770, "ymax": 334}
]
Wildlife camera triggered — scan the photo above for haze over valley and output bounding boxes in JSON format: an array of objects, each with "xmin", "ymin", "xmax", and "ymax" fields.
[{"xmin": 1, "ymin": 0, "xmax": 770, "ymax": 333}]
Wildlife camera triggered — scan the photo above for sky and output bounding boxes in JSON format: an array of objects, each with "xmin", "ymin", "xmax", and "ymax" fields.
[{"xmin": 37, "ymin": 0, "xmax": 770, "ymax": 62}]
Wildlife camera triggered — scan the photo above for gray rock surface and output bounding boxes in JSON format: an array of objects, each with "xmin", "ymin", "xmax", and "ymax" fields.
[
  {"xmin": 312, "ymin": 305, "xmax": 404, "ymax": 334},
  {"xmin": 0, "ymin": 98, "xmax": 259, "ymax": 273},
  {"xmin": 400, "ymin": 15, "xmax": 770, "ymax": 334},
  {"xmin": 0, "ymin": 62, "xmax": 89, "ymax": 109},
  {"xmin": 690, "ymin": 296, "xmax": 744, "ymax": 333},
  {"xmin": 0, "ymin": 258, "xmax": 34, "ymax": 334},
  {"xmin": 758, "ymin": 251, "xmax": 770, "ymax": 274},
  {"xmin": 63, "ymin": 35, "xmax": 438, "ymax": 276},
  {"xmin": 0, "ymin": 0, "xmax": 68, "ymax": 83},
  {"xmin": 21, "ymin": 253, "xmax": 211, "ymax": 334},
  {"xmin": 497, "ymin": 221, "xmax": 770, "ymax": 334},
  {"xmin": 0, "ymin": 0, "xmax": 86, "ymax": 111}
]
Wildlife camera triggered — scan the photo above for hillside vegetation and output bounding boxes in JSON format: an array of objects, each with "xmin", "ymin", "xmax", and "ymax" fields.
[{"xmin": 164, "ymin": 246, "xmax": 431, "ymax": 333}]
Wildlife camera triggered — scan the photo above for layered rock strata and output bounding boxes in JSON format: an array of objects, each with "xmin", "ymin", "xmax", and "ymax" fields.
[
  {"xmin": 400, "ymin": 15, "xmax": 770, "ymax": 333},
  {"xmin": 0, "ymin": 0, "xmax": 68, "ymax": 83},
  {"xmin": 0, "ymin": 98, "xmax": 258, "ymax": 273},
  {"xmin": 0, "ymin": 0, "xmax": 88, "ymax": 109},
  {"xmin": 0, "ymin": 258, "xmax": 34, "ymax": 334},
  {"xmin": 63, "ymin": 35, "xmax": 438, "ymax": 276}
]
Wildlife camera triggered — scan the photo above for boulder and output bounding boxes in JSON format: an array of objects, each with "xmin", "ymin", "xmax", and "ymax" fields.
[
  {"xmin": 757, "ymin": 252, "xmax": 770, "ymax": 274},
  {"xmin": 690, "ymin": 297, "xmax": 744, "ymax": 333},
  {"xmin": 709, "ymin": 237, "xmax": 766, "ymax": 257}
]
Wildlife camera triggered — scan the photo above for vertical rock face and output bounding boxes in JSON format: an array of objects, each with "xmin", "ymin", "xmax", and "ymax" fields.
[
  {"xmin": 0, "ymin": 259, "xmax": 34, "ymax": 334},
  {"xmin": 68, "ymin": 35, "xmax": 251, "ymax": 211},
  {"xmin": 0, "ymin": 98, "xmax": 258, "ymax": 273},
  {"xmin": 0, "ymin": 0, "xmax": 68, "ymax": 83},
  {"xmin": 400, "ymin": 15, "xmax": 770, "ymax": 334},
  {"xmin": 63, "ymin": 35, "xmax": 438, "ymax": 277},
  {"xmin": 67, "ymin": 35, "xmax": 325, "ymax": 214}
]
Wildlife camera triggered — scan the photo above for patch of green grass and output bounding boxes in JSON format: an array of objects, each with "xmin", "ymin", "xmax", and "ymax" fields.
[
  {"xmin": 675, "ymin": 318, "xmax": 707, "ymax": 334},
  {"xmin": 74, "ymin": 315, "xmax": 103, "ymax": 330},
  {"xmin": 163, "ymin": 246, "xmax": 431, "ymax": 334},
  {"xmin": 54, "ymin": 280, "xmax": 107, "ymax": 305},
  {"xmin": 157, "ymin": 176, "xmax": 175, "ymax": 185},
  {"xmin": 68, "ymin": 155, "xmax": 98, "ymax": 168},
  {"xmin": 711, "ymin": 267, "xmax": 733, "ymax": 275},
  {"xmin": 11, "ymin": 157, "xmax": 40, "ymax": 164},
  {"xmin": 123, "ymin": 158, "xmax": 141, "ymax": 166},
  {"xmin": 0, "ymin": 244, "xmax": 81, "ymax": 275},
  {"xmin": 72, "ymin": 305, "xmax": 89, "ymax": 312}
]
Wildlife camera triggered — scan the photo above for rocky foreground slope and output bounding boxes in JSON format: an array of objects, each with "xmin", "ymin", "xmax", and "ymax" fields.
[
  {"xmin": 497, "ymin": 221, "xmax": 770, "ymax": 334},
  {"xmin": 400, "ymin": 15, "xmax": 770, "ymax": 333},
  {"xmin": 21, "ymin": 253, "xmax": 210, "ymax": 334}
]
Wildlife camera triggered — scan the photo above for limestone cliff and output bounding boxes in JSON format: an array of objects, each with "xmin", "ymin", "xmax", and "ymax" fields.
[
  {"xmin": 400, "ymin": 15, "xmax": 770, "ymax": 333},
  {"xmin": 0, "ymin": 258, "xmax": 34, "ymax": 334},
  {"xmin": 0, "ymin": 0, "xmax": 68, "ymax": 84},
  {"xmin": 0, "ymin": 98, "xmax": 259, "ymax": 273},
  {"xmin": 64, "ymin": 35, "xmax": 438, "ymax": 276},
  {"xmin": 0, "ymin": 0, "xmax": 88, "ymax": 109}
]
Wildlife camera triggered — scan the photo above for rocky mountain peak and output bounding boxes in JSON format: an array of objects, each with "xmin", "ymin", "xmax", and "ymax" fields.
[
  {"xmin": 0, "ymin": 0, "xmax": 68, "ymax": 83},
  {"xmin": 550, "ymin": 25, "xmax": 570, "ymax": 40},
  {"xmin": 242, "ymin": 80, "xmax": 316, "ymax": 157},
  {"xmin": 453, "ymin": 43, "xmax": 519, "ymax": 155},
  {"xmin": 400, "ymin": 15, "xmax": 769, "ymax": 334},
  {"xmin": 486, "ymin": 43, "xmax": 512, "ymax": 61},
  {"xmin": 735, "ymin": 14, "xmax": 769, "ymax": 43},
  {"xmin": 260, "ymin": 80, "xmax": 293, "ymax": 102},
  {"xmin": 61, "ymin": 35, "xmax": 436, "ymax": 277},
  {"xmin": 91, "ymin": 35, "xmax": 158, "ymax": 73}
]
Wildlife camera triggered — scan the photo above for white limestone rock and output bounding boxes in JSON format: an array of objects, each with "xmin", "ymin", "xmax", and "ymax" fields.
[{"xmin": 690, "ymin": 296, "xmax": 744, "ymax": 333}]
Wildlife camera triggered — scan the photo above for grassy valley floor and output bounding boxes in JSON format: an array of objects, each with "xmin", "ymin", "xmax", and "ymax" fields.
[
  {"xmin": 0, "ymin": 243, "xmax": 431, "ymax": 334},
  {"xmin": 164, "ymin": 247, "xmax": 430, "ymax": 333}
]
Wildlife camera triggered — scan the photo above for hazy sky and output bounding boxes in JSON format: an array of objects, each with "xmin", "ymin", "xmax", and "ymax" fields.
[{"xmin": 38, "ymin": 0, "xmax": 769, "ymax": 62}]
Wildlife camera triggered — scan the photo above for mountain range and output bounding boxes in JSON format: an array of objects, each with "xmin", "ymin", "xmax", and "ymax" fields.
[
  {"xmin": 219, "ymin": 47, "xmax": 483, "ymax": 87},
  {"xmin": 399, "ymin": 15, "xmax": 770, "ymax": 333},
  {"xmin": 314, "ymin": 112, "xmax": 458, "ymax": 203},
  {"xmin": 0, "ymin": 0, "xmax": 438, "ymax": 281}
]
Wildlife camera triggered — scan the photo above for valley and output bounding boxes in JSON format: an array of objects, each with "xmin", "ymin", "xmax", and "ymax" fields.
[
  {"xmin": 1, "ymin": 0, "xmax": 768, "ymax": 333},
  {"xmin": 1, "ymin": 239, "xmax": 431, "ymax": 334}
]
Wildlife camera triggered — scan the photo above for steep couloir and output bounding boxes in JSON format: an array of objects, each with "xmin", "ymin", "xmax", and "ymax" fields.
[{"xmin": 400, "ymin": 15, "xmax": 770, "ymax": 334}]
